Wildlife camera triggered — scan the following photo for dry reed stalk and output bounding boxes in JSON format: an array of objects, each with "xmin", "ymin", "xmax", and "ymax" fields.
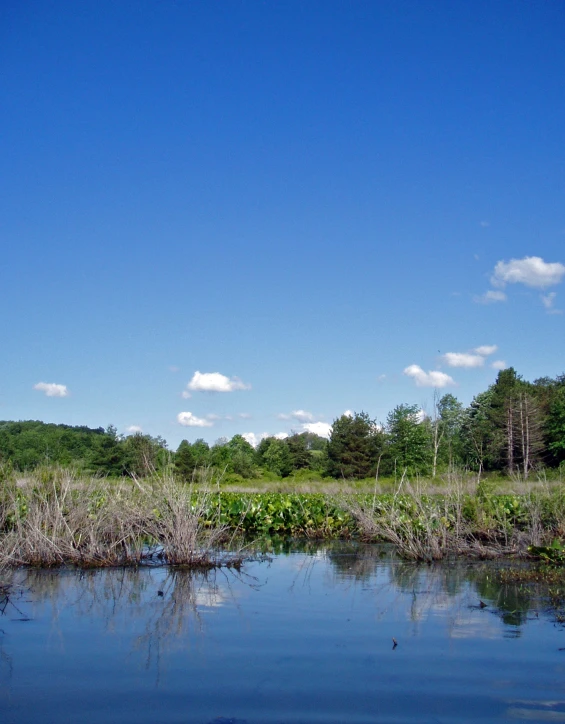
[
  {"xmin": 141, "ymin": 472, "xmax": 233, "ymax": 566},
  {"xmin": 0, "ymin": 467, "xmax": 242, "ymax": 570},
  {"xmin": 338, "ymin": 471, "xmax": 521, "ymax": 561}
]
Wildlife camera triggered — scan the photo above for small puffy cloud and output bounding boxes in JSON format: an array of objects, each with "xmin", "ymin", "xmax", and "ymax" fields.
[
  {"xmin": 33, "ymin": 382, "xmax": 69, "ymax": 398},
  {"xmin": 126, "ymin": 425, "xmax": 143, "ymax": 434},
  {"xmin": 181, "ymin": 390, "xmax": 191, "ymax": 399},
  {"xmin": 491, "ymin": 256, "xmax": 565, "ymax": 290},
  {"xmin": 278, "ymin": 409, "xmax": 315, "ymax": 423},
  {"xmin": 442, "ymin": 352, "xmax": 484, "ymax": 369},
  {"xmin": 186, "ymin": 371, "xmax": 251, "ymax": 393},
  {"xmin": 377, "ymin": 374, "xmax": 387, "ymax": 382},
  {"xmin": 274, "ymin": 432, "xmax": 289, "ymax": 440},
  {"xmin": 343, "ymin": 409, "xmax": 353, "ymax": 418},
  {"xmin": 238, "ymin": 412, "xmax": 252, "ymax": 419},
  {"xmin": 474, "ymin": 290, "xmax": 507, "ymax": 304},
  {"xmin": 491, "ymin": 360, "xmax": 507, "ymax": 371},
  {"xmin": 242, "ymin": 431, "xmax": 269, "ymax": 448},
  {"xmin": 302, "ymin": 421, "xmax": 332, "ymax": 438},
  {"xmin": 403, "ymin": 365, "xmax": 455, "ymax": 388},
  {"xmin": 177, "ymin": 411, "xmax": 213, "ymax": 428},
  {"xmin": 541, "ymin": 292, "xmax": 557, "ymax": 310},
  {"xmin": 474, "ymin": 345, "xmax": 498, "ymax": 356},
  {"xmin": 292, "ymin": 409, "xmax": 315, "ymax": 423},
  {"xmin": 416, "ymin": 409, "xmax": 428, "ymax": 423}
]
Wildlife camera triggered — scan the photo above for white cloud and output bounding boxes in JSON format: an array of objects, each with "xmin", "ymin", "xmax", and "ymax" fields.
[
  {"xmin": 491, "ymin": 256, "xmax": 565, "ymax": 290},
  {"xmin": 302, "ymin": 421, "xmax": 332, "ymax": 438},
  {"xmin": 442, "ymin": 352, "xmax": 484, "ymax": 368},
  {"xmin": 343, "ymin": 409, "xmax": 353, "ymax": 418},
  {"xmin": 205, "ymin": 413, "xmax": 232, "ymax": 421},
  {"xmin": 274, "ymin": 432, "xmax": 289, "ymax": 440},
  {"xmin": 474, "ymin": 345, "xmax": 498, "ymax": 356},
  {"xmin": 177, "ymin": 412, "xmax": 213, "ymax": 427},
  {"xmin": 474, "ymin": 290, "xmax": 507, "ymax": 304},
  {"xmin": 377, "ymin": 374, "xmax": 387, "ymax": 381},
  {"xmin": 33, "ymin": 382, "xmax": 69, "ymax": 398},
  {"xmin": 126, "ymin": 425, "xmax": 143, "ymax": 434},
  {"xmin": 403, "ymin": 365, "xmax": 455, "ymax": 388},
  {"xmin": 541, "ymin": 292, "xmax": 557, "ymax": 309},
  {"xmin": 416, "ymin": 409, "xmax": 428, "ymax": 423},
  {"xmin": 491, "ymin": 360, "xmax": 507, "ymax": 371},
  {"xmin": 181, "ymin": 390, "xmax": 191, "ymax": 399},
  {"xmin": 242, "ymin": 431, "xmax": 269, "ymax": 447},
  {"xmin": 238, "ymin": 412, "xmax": 252, "ymax": 419},
  {"xmin": 242, "ymin": 432, "xmax": 258, "ymax": 447},
  {"xmin": 186, "ymin": 371, "xmax": 251, "ymax": 393},
  {"xmin": 278, "ymin": 409, "xmax": 315, "ymax": 423},
  {"xmin": 292, "ymin": 409, "xmax": 315, "ymax": 422}
]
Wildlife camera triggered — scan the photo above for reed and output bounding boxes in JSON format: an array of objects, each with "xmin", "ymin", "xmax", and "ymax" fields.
[
  {"xmin": 0, "ymin": 467, "xmax": 242, "ymax": 569},
  {"xmin": 337, "ymin": 471, "xmax": 565, "ymax": 561}
]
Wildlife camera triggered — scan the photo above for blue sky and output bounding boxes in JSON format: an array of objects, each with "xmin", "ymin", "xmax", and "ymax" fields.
[{"xmin": 1, "ymin": 0, "xmax": 564, "ymax": 448}]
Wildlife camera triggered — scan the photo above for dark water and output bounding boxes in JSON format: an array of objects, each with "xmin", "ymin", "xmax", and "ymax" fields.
[{"xmin": 2, "ymin": 543, "xmax": 565, "ymax": 723}]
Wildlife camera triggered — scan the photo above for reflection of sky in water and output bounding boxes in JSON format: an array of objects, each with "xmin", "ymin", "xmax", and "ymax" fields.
[{"xmin": 2, "ymin": 545, "xmax": 565, "ymax": 723}]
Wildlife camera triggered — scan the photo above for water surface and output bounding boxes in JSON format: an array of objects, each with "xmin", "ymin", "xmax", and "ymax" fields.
[{"xmin": 2, "ymin": 543, "xmax": 565, "ymax": 723}]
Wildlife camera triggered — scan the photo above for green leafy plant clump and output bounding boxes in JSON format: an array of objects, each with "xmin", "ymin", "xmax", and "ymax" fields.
[{"xmin": 213, "ymin": 492, "xmax": 355, "ymax": 538}]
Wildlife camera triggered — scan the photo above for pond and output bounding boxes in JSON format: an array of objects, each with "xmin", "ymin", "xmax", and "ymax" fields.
[{"xmin": 2, "ymin": 543, "xmax": 565, "ymax": 723}]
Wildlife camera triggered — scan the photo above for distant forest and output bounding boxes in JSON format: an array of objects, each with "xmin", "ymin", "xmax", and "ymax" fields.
[{"xmin": 1, "ymin": 368, "xmax": 564, "ymax": 480}]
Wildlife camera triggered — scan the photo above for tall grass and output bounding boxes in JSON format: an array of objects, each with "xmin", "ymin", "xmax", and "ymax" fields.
[
  {"xmin": 0, "ymin": 467, "xmax": 241, "ymax": 569},
  {"xmin": 2, "ymin": 466, "xmax": 565, "ymax": 568},
  {"xmin": 338, "ymin": 470, "xmax": 565, "ymax": 562}
]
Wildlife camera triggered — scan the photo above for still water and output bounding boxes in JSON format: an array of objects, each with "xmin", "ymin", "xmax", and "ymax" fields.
[{"xmin": 2, "ymin": 543, "xmax": 565, "ymax": 724}]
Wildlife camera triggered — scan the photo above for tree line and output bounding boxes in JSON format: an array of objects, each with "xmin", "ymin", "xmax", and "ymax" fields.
[{"xmin": 1, "ymin": 368, "xmax": 564, "ymax": 480}]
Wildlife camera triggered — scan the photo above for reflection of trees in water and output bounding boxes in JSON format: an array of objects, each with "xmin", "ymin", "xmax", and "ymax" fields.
[
  {"xmin": 468, "ymin": 565, "xmax": 533, "ymax": 628},
  {"xmin": 0, "ymin": 574, "xmax": 22, "ymax": 685},
  {"xmin": 325, "ymin": 542, "xmax": 386, "ymax": 582},
  {"xmin": 16, "ymin": 567, "xmax": 245, "ymax": 684},
  {"xmin": 322, "ymin": 546, "xmax": 540, "ymax": 633},
  {"xmin": 274, "ymin": 541, "xmax": 545, "ymax": 633},
  {"xmin": 388, "ymin": 560, "xmax": 538, "ymax": 631}
]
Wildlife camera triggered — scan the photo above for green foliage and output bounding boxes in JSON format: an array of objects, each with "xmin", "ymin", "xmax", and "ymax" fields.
[
  {"xmin": 547, "ymin": 389, "xmax": 565, "ymax": 465},
  {"xmin": 529, "ymin": 539, "xmax": 565, "ymax": 564},
  {"xmin": 122, "ymin": 432, "xmax": 169, "ymax": 476},
  {"xmin": 225, "ymin": 434, "xmax": 256, "ymax": 477},
  {"xmin": 326, "ymin": 412, "xmax": 383, "ymax": 479},
  {"xmin": 214, "ymin": 493, "xmax": 354, "ymax": 538},
  {"xmin": 436, "ymin": 393, "xmax": 464, "ymax": 467},
  {"xmin": 285, "ymin": 433, "xmax": 313, "ymax": 470},
  {"xmin": 386, "ymin": 404, "xmax": 431, "ymax": 475},
  {"xmin": 0, "ymin": 420, "xmax": 119, "ymax": 473},
  {"xmin": 1, "ymin": 367, "xmax": 565, "ymax": 482},
  {"xmin": 256, "ymin": 437, "xmax": 293, "ymax": 477},
  {"xmin": 175, "ymin": 440, "xmax": 196, "ymax": 481}
]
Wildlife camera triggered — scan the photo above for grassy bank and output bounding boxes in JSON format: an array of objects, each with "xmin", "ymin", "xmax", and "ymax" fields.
[{"xmin": 1, "ymin": 467, "xmax": 565, "ymax": 568}]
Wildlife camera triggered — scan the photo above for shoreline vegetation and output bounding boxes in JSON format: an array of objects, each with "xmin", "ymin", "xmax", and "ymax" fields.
[
  {"xmin": 1, "ymin": 366, "xmax": 564, "ymax": 573},
  {"xmin": 1, "ymin": 369, "xmax": 565, "ymax": 485},
  {"xmin": 1, "ymin": 465, "xmax": 565, "ymax": 574}
]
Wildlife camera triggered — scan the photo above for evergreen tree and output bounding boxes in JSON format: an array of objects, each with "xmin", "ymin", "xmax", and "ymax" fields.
[
  {"xmin": 326, "ymin": 412, "xmax": 383, "ymax": 479},
  {"xmin": 175, "ymin": 440, "xmax": 196, "ymax": 481}
]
